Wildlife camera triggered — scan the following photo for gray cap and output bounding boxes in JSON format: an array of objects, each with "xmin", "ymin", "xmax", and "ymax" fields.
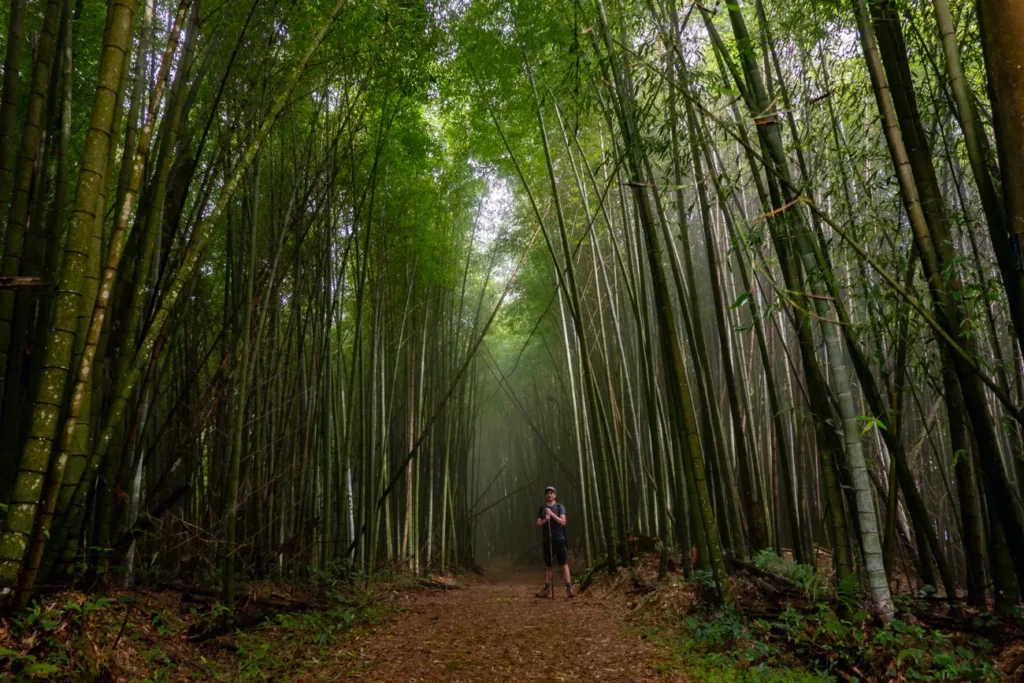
[{"xmin": 544, "ymin": 486, "xmax": 556, "ymax": 493}]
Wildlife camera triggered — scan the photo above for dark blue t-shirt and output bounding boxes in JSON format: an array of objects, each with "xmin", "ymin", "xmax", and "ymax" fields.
[{"xmin": 538, "ymin": 503, "xmax": 566, "ymax": 542}]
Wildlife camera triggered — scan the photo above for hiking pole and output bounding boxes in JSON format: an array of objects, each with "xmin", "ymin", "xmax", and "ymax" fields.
[{"xmin": 548, "ymin": 514, "xmax": 554, "ymax": 600}]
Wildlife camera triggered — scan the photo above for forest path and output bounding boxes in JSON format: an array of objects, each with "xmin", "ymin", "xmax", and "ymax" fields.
[{"xmin": 344, "ymin": 566, "xmax": 671, "ymax": 681}]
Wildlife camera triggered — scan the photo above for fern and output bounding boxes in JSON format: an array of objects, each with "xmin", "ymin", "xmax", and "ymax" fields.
[
  {"xmin": 837, "ymin": 573, "xmax": 861, "ymax": 614},
  {"xmin": 753, "ymin": 549, "xmax": 829, "ymax": 602}
]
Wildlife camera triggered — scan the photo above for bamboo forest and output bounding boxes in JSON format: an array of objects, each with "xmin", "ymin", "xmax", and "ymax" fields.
[{"xmin": 1, "ymin": 0, "xmax": 1024, "ymax": 678}]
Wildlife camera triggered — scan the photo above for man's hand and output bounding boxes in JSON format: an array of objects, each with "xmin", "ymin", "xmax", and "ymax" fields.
[{"xmin": 545, "ymin": 506, "xmax": 566, "ymax": 526}]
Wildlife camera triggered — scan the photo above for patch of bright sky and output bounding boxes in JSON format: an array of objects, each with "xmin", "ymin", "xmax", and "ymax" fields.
[
  {"xmin": 312, "ymin": 85, "xmax": 345, "ymax": 113},
  {"xmin": 426, "ymin": 0, "xmax": 472, "ymax": 31},
  {"xmin": 472, "ymin": 160, "xmax": 513, "ymax": 251},
  {"xmin": 830, "ymin": 25, "xmax": 862, "ymax": 59},
  {"xmin": 419, "ymin": 60, "xmax": 518, "ymax": 288},
  {"xmin": 470, "ymin": 160, "xmax": 519, "ymax": 291}
]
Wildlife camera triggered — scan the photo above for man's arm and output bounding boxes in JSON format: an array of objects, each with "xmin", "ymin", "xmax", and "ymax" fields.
[
  {"xmin": 546, "ymin": 506, "xmax": 567, "ymax": 526},
  {"xmin": 536, "ymin": 508, "xmax": 547, "ymax": 527}
]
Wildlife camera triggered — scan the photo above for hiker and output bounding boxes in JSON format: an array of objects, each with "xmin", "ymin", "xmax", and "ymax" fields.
[{"xmin": 536, "ymin": 486, "xmax": 574, "ymax": 598}]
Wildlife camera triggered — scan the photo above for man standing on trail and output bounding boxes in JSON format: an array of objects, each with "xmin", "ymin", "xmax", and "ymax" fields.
[{"xmin": 536, "ymin": 486, "xmax": 574, "ymax": 598}]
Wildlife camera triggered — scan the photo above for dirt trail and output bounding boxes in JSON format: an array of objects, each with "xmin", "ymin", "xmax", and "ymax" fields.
[{"xmin": 345, "ymin": 567, "xmax": 670, "ymax": 681}]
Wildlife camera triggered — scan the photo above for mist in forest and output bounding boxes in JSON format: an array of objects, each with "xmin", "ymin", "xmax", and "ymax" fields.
[{"xmin": 1, "ymin": 0, "xmax": 1024, "ymax": 676}]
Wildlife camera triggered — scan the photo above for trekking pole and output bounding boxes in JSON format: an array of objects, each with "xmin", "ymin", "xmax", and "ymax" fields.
[{"xmin": 548, "ymin": 514, "xmax": 554, "ymax": 600}]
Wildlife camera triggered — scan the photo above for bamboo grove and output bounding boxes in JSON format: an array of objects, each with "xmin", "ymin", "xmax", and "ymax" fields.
[{"xmin": 0, "ymin": 0, "xmax": 1023, "ymax": 624}]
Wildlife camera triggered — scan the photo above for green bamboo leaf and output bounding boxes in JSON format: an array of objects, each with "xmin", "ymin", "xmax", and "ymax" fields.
[{"xmin": 729, "ymin": 292, "xmax": 750, "ymax": 309}]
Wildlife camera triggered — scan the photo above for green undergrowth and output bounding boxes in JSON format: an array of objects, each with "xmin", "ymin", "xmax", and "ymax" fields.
[
  {"xmin": 653, "ymin": 604, "xmax": 1002, "ymax": 681},
  {"xmin": 0, "ymin": 578, "xmax": 387, "ymax": 682},
  {"xmin": 645, "ymin": 609, "xmax": 826, "ymax": 682},
  {"xmin": 752, "ymin": 549, "xmax": 832, "ymax": 603},
  {"xmin": 0, "ymin": 594, "xmax": 118, "ymax": 681},
  {"xmin": 646, "ymin": 550, "xmax": 1005, "ymax": 682},
  {"xmin": 225, "ymin": 601, "xmax": 387, "ymax": 681}
]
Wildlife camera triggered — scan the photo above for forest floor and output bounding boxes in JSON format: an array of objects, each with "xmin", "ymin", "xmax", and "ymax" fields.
[
  {"xmin": 347, "ymin": 565, "xmax": 669, "ymax": 680},
  {"xmin": 233, "ymin": 561, "xmax": 820, "ymax": 681},
  {"xmin": 4, "ymin": 553, "xmax": 1024, "ymax": 680},
  {"xmin": 0, "ymin": 560, "xmax": 814, "ymax": 681}
]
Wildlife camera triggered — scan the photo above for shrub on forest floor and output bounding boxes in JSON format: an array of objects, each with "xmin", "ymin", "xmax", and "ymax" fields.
[
  {"xmin": 653, "ymin": 603, "xmax": 1003, "ymax": 681},
  {"xmin": 597, "ymin": 547, "xmax": 1021, "ymax": 680},
  {"xmin": 1, "ymin": 594, "xmax": 117, "ymax": 680},
  {"xmin": 781, "ymin": 603, "xmax": 1002, "ymax": 680},
  {"xmin": 647, "ymin": 608, "xmax": 823, "ymax": 682},
  {"xmin": 0, "ymin": 580, "xmax": 385, "ymax": 681},
  {"xmin": 753, "ymin": 549, "xmax": 830, "ymax": 603}
]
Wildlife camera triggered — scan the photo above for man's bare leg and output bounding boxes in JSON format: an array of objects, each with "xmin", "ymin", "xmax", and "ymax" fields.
[{"xmin": 536, "ymin": 565, "xmax": 554, "ymax": 597}]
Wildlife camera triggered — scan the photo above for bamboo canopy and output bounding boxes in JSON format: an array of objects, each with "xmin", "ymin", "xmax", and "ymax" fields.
[{"xmin": 0, "ymin": 0, "xmax": 1021, "ymax": 626}]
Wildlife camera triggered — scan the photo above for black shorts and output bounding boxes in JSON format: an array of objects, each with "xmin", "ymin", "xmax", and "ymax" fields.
[{"xmin": 543, "ymin": 538, "xmax": 568, "ymax": 567}]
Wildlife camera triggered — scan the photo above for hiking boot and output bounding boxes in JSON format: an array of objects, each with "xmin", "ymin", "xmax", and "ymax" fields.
[
  {"xmin": 535, "ymin": 586, "xmax": 551, "ymax": 598},
  {"xmin": 566, "ymin": 584, "xmax": 575, "ymax": 599}
]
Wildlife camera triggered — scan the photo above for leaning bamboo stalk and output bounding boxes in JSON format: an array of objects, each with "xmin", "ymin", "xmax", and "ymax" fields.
[
  {"xmin": 11, "ymin": 0, "xmax": 192, "ymax": 601},
  {"xmin": 521, "ymin": 55, "xmax": 620, "ymax": 573},
  {"xmin": 0, "ymin": 0, "xmax": 139, "ymax": 601}
]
